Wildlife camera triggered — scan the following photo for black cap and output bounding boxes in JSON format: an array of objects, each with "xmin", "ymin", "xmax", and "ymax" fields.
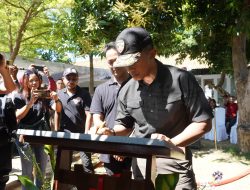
[
  {"xmin": 63, "ymin": 68, "xmax": 78, "ymax": 77},
  {"xmin": 113, "ymin": 27, "xmax": 153, "ymax": 67}
]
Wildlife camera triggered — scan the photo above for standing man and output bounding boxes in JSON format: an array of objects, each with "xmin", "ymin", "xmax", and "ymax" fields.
[
  {"xmin": 57, "ymin": 68, "xmax": 93, "ymax": 173},
  {"xmin": 90, "ymin": 42, "xmax": 131, "ymax": 175},
  {"xmin": 97, "ymin": 27, "xmax": 213, "ymax": 190}
]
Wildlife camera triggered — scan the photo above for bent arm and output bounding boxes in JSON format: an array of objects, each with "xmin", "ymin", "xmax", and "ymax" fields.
[
  {"xmin": 171, "ymin": 119, "xmax": 212, "ymax": 147},
  {"xmin": 113, "ymin": 124, "xmax": 133, "ymax": 136},
  {"xmin": 0, "ymin": 67, "xmax": 16, "ymax": 94},
  {"xmin": 51, "ymin": 91, "xmax": 62, "ymax": 112},
  {"xmin": 54, "ymin": 111, "xmax": 60, "ymax": 131},
  {"xmin": 93, "ymin": 113, "xmax": 104, "ymax": 127},
  {"xmin": 85, "ymin": 111, "xmax": 93, "ymax": 133},
  {"xmin": 48, "ymin": 77, "xmax": 56, "ymax": 91},
  {"xmin": 16, "ymin": 102, "xmax": 34, "ymax": 120}
]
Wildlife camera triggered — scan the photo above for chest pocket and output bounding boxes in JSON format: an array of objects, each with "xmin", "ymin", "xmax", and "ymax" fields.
[
  {"xmin": 126, "ymin": 99, "xmax": 146, "ymax": 124},
  {"xmin": 165, "ymin": 95, "xmax": 182, "ymax": 109},
  {"xmin": 126, "ymin": 99, "xmax": 141, "ymax": 112},
  {"xmin": 165, "ymin": 96, "xmax": 184, "ymax": 114}
]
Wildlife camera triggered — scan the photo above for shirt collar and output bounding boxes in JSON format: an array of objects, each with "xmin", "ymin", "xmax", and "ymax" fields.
[
  {"xmin": 108, "ymin": 77, "xmax": 118, "ymax": 86},
  {"xmin": 63, "ymin": 85, "xmax": 80, "ymax": 94},
  {"xmin": 154, "ymin": 59, "xmax": 167, "ymax": 88},
  {"xmin": 138, "ymin": 59, "xmax": 166, "ymax": 88}
]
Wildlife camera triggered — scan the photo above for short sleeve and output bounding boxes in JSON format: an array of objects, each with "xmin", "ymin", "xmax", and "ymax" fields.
[
  {"xmin": 83, "ymin": 91, "xmax": 92, "ymax": 111},
  {"xmin": 179, "ymin": 71, "xmax": 213, "ymax": 122},
  {"xmin": 14, "ymin": 94, "xmax": 26, "ymax": 109},
  {"xmin": 115, "ymin": 93, "xmax": 135, "ymax": 128},
  {"xmin": 90, "ymin": 86, "xmax": 103, "ymax": 114}
]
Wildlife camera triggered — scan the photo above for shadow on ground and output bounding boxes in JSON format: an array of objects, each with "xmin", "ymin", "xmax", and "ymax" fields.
[{"xmin": 191, "ymin": 139, "xmax": 250, "ymax": 163}]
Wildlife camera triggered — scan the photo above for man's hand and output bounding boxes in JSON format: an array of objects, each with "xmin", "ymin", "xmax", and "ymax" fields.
[
  {"xmin": 9, "ymin": 65, "xmax": 18, "ymax": 80},
  {"xmin": 151, "ymin": 133, "xmax": 185, "ymax": 154},
  {"xmin": 88, "ymin": 121, "xmax": 114, "ymax": 136},
  {"xmin": 96, "ymin": 127, "xmax": 114, "ymax": 136},
  {"xmin": 151, "ymin": 133, "xmax": 172, "ymax": 143},
  {"xmin": 113, "ymin": 155, "xmax": 125, "ymax": 162}
]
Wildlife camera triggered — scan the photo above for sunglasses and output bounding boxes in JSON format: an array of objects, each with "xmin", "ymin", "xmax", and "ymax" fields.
[{"xmin": 65, "ymin": 76, "xmax": 78, "ymax": 82}]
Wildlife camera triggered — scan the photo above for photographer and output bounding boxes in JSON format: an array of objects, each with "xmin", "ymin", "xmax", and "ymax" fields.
[
  {"xmin": 28, "ymin": 64, "xmax": 56, "ymax": 91},
  {"xmin": 14, "ymin": 68, "xmax": 61, "ymax": 190},
  {"xmin": 0, "ymin": 53, "xmax": 16, "ymax": 190}
]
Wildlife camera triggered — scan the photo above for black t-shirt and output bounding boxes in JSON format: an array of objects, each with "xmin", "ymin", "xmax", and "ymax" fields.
[
  {"xmin": 90, "ymin": 78, "xmax": 124, "ymax": 129},
  {"xmin": 14, "ymin": 93, "xmax": 52, "ymax": 125},
  {"xmin": 58, "ymin": 86, "xmax": 91, "ymax": 133},
  {"xmin": 115, "ymin": 60, "xmax": 213, "ymax": 138}
]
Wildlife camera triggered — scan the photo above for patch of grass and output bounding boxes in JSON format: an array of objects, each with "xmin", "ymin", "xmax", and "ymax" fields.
[
  {"xmin": 223, "ymin": 146, "xmax": 250, "ymax": 161},
  {"xmin": 196, "ymin": 139, "xmax": 250, "ymax": 162}
]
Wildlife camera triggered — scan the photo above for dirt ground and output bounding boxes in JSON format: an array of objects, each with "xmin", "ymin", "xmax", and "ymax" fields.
[
  {"xmin": 192, "ymin": 139, "xmax": 250, "ymax": 190},
  {"xmin": 8, "ymin": 139, "xmax": 250, "ymax": 190}
]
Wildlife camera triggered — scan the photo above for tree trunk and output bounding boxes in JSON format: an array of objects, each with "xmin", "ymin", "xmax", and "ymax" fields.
[
  {"xmin": 232, "ymin": 34, "xmax": 250, "ymax": 153},
  {"xmin": 6, "ymin": 9, "xmax": 13, "ymax": 54},
  {"xmin": 89, "ymin": 53, "xmax": 94, "ymax": 95},
  {"xmin": 9, "ymin": 8, "xmax": 33, "ymax": 63},
  {"xmin": 206, "ymin": 72, "xmax": 230, "ymax": 97}
]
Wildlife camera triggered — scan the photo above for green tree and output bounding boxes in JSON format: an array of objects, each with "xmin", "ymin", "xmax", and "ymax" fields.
[
  {"xmin": 0, "ymin": 0, "xmax": 74, "ymax": 63},
  {"xmin": 70, "ymin": 0, "xmax": 126, "ymax": 94}
]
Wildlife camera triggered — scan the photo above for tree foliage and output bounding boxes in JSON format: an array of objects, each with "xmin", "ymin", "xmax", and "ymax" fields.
[
  {"xmin": 180, "ymin": 0, "xmax": 250, "ymax": 73},
  {"xmin": 0, "ymin": 0, "xmax": 74, "ymax": 63},
  {"xmin": 110, "ymin": 0, "xmax": 250, "ymax": 74},
  {"xmin": 71, "ymin": 0, "xmax": 124, "ymax": 55}
]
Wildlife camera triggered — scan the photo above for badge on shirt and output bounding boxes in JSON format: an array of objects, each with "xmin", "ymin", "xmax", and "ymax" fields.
[{"xmin": 72, "ymin": 97, "xmax": 81, "ymax": 105}]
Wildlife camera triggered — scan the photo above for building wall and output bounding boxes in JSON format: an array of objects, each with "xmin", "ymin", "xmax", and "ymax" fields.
[{"xmin": 12, "ymin": 55, "xmax": 111, "ymax": 88}]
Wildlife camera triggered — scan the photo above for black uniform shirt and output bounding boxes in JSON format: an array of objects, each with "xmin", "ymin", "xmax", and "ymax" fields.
[
  {"xmin": 14, "ymin": 93, "xmax": 52, "ymax": 125},
  {"xmin": 115, "ymin": 59, "xmax": 213, "ymax": 138},
  {"xmin": 58, "ymin": 86, "xmax": 91, "ymax": 133},
  {"xmin": 90, "ymin": 77, "xmax": 130, "ymax": 129},
  {"xmin": 90, "ymin": 78, "xmax": 120, "ymax": 129}
]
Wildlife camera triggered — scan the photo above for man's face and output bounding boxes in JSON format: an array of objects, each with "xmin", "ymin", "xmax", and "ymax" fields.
[
  {"xmin": 63, "ymin": 73, "xmax": 78, "ymax": 90},
  {"xmin": 126, "ymin": 48, "xmax": 154, "ymax": 81},
  {"xmin": 106, "ymin": 48, "xmax": 127, "ymax": 78}
]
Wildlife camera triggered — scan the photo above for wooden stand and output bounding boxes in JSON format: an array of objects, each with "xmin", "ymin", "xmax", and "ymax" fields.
[{"xmin": 17, "ymin": 130, "xmax": 184, "ymax": 190}]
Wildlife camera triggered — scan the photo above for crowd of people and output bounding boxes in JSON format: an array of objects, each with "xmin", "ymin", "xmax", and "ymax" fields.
[{"xmin": 0, "ymin": 27, "xmax": 216, "ymax": 190}]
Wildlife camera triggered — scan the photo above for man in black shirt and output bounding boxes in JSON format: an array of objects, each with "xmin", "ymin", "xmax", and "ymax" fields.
[
  {"xmin": 90, "ymin": 42, "xmax": 131, "ymax": 175},
  {"xmin": 97, "ymin": 27, "xmax": 213, "ymax": 190},
  {"xmin": 57, "ymin": 68, "xmax": 93, "ymax": 174}
]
